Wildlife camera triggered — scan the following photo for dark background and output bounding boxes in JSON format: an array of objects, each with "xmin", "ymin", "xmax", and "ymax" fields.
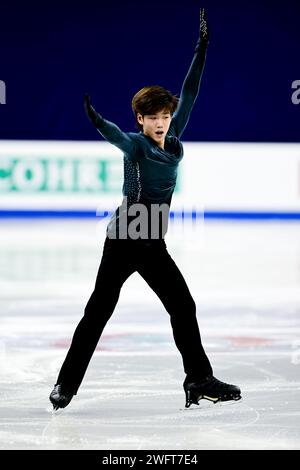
[{"xmin": 0, "ymin": 0, "xmax": 299, "ymax": 141}]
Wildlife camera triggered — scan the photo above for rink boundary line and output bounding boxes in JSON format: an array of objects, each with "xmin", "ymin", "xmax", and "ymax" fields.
[{"xmin": 1, "ymin": 209, "xmax": 300, "ymax": 220}]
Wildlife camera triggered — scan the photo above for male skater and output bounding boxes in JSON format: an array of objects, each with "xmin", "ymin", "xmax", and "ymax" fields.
[{"xmin": 50, "ymin": 8, "xmax": 241, "ymax": 410}]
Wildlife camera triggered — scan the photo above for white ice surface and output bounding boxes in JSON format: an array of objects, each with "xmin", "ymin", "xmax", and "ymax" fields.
[{"xmin": 0, "ymin": 219, "xmax": 300, "ymax": 450}]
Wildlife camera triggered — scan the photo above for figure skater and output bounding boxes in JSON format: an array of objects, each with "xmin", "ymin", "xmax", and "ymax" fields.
[{"xmin": 50, "ymin": 8, "xmax": 241, "ymax": 410}]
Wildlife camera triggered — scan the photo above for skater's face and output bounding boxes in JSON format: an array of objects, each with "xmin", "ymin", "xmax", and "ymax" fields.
[{"xmin": 137, "ymin": 109, "xmax": 172, "ymax": 148}]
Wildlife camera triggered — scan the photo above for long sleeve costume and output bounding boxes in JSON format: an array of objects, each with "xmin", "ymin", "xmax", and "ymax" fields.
[{"xmin": 92, "ymin": 37, "xmax": 208, "ymax": 239}]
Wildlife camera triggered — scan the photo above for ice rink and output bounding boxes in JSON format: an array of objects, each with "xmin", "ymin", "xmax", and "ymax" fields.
[{"xmin": 0, "ymin": 217, "xmax": 300, "ymax": 450}]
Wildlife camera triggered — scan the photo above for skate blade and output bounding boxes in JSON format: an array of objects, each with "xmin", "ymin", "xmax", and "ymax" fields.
[
  {"xmin": 51, "ymin": 406, "xmax": 65, "ymax": 415},
  {"xmin": 203, "ymin": 393, "xmax": 242, "ymax": 404},
  {"xmin": 185, "ymin": 395, "xmax": 219, "ymax": 407},
  {"xmin": 184, "ymin": 394, "xmax": 242, "ymax": 409},
  {"xmin": 46, "ymin": 403, "xmax": 65, "ymax": 415},
  {"xmin": 203, "ymin": 395, "xmax": 219, "ymax": 402},
  {"xmin": 211, "ymin": 396, "xmax": 243, "ymax": 408}
]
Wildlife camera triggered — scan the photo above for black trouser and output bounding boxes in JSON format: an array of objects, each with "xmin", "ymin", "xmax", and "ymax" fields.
[{"xmin": 56, "ymin": 237, "xmax": 213, "ymax": 393}]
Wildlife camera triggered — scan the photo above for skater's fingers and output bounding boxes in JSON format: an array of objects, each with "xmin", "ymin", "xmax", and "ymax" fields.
[
  {"xmin": 199, "ymin": 7, "xmax": 205, "ymax": 21},
  {"xmin": 199, "ymin": 9, "xmax": 207, "ymax": 29},
  {"xmin": 199, "ymin": 7, "xmax": 209, "ymax": 41},
  {"xmin": 84, "ymin": 93, "xmax": 91, "ymax": 106}
]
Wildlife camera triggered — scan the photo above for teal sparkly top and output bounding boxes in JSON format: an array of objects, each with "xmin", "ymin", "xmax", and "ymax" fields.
[{"xmin": 93, "ymin": 38, "xmax": 208, "ymax": 239}]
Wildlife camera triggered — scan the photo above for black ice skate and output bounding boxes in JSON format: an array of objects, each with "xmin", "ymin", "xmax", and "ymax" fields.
[
  {"xmin": 184, "ymin": 375, "xmax": 241, "ymax": 408},
  {"xmin": 49, "ymin": 384, "xmax": 75, "ymax": 410}
]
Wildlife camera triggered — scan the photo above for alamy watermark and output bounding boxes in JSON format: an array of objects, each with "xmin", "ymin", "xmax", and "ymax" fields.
[
  {"xmin": 0, "ymin": 80, "xmax": 6, "ymax": 104},
  {"xmin": 291, "ymin": 80, "xmax": 300, "ymax": 105},
  {"xmin": 97, "ymin": 197, "xmax": 171, "ymax": 240},
  {"xmin": 95, "ymin": 196, "xmax": 205, "ymax": 241}
]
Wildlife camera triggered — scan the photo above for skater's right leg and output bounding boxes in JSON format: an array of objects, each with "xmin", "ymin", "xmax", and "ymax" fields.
[
  {"xmin": 50, "ymin": 238, "xmax": 136, "ymax": 409},
  {"xmin": 135, "ymin": 241, "xmax": 241, "ymax": 408}
]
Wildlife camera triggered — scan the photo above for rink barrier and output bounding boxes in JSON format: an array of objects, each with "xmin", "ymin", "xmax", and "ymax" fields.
[{"xmin": 1, "ymin": 209, "xmax": 300, "ymax": 220}]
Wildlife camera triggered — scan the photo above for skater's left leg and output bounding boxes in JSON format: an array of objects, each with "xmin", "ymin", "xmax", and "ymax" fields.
[
  {"xmin": 136, "ymin": 241, "xmax": 213, "ymax": 380},
  {"xmin": 136, "ymin": 241, "xmax": 241, "ymax": 407}
]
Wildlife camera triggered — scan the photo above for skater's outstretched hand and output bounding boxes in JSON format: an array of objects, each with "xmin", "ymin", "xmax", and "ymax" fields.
[
  {"xmin": 84, "ymin": 93, "xmax": 99, "ymax": 127},
  {"xmin": 199, "ymin": 7, "xmax": 209, "ymax": 44}
]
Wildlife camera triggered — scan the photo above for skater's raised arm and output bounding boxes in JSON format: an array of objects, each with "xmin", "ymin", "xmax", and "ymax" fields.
[
  {"xmin": 84, "ymin": 94, "xmax": 139, "ymax": 156},
  {"xmin": 170, "ymin": 8, "xmax": 209, "ymax": 139}
]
